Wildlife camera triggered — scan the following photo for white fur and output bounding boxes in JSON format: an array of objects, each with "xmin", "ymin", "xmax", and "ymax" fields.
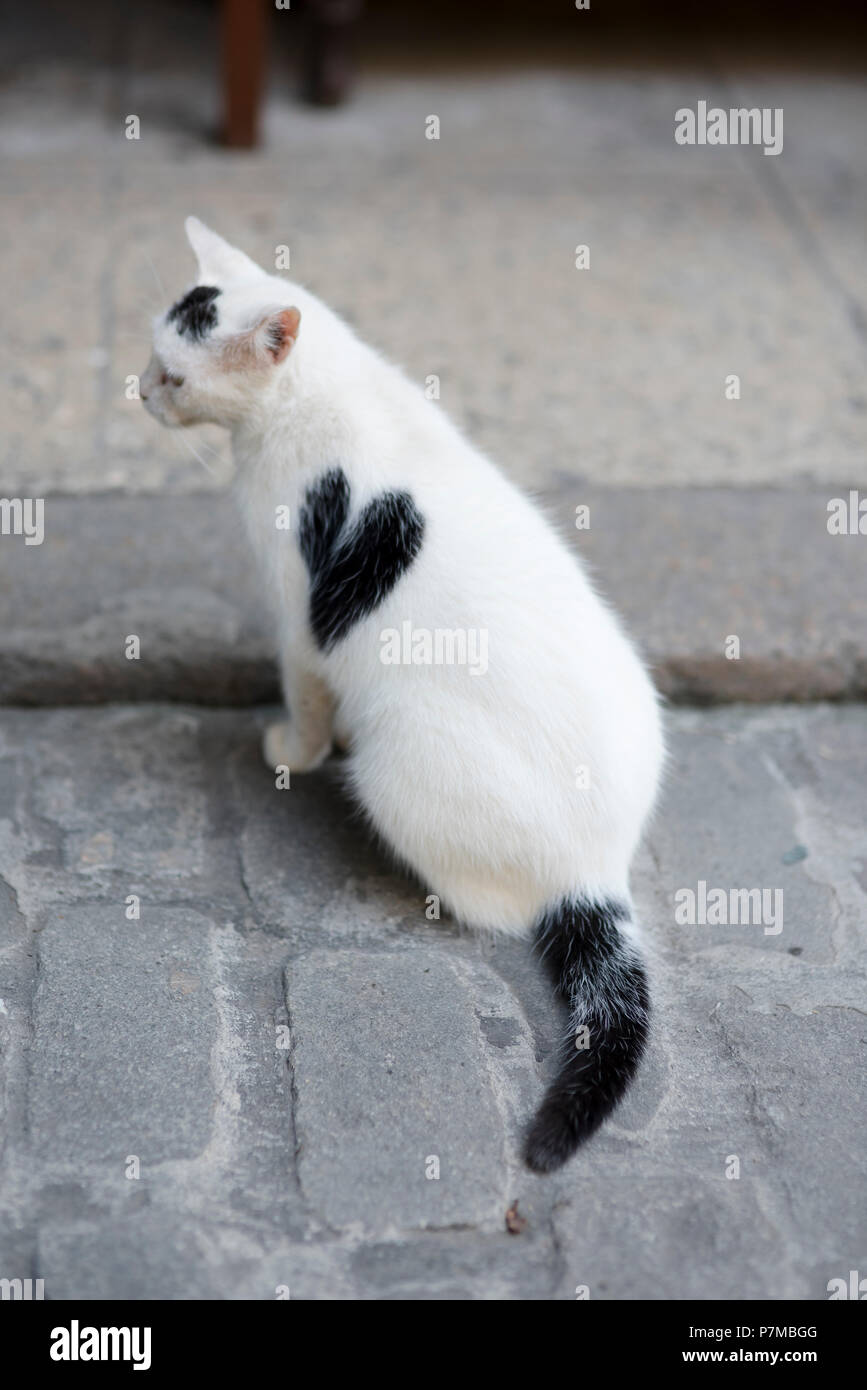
[{"xmin": 143, "ymin": 219, "xmax": 664, "ymax": 936}]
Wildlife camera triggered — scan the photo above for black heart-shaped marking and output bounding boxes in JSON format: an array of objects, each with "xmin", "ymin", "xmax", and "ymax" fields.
[{"xmin": 298, "ymin": 467, "xmax": 425, "ymax": 652}]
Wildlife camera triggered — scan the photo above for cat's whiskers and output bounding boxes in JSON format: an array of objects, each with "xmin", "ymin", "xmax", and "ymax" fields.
[
  {"xmin": 141, "ymin": 249, "xmax": 167, "ymax": 301},
  {"xmin": 173, "ymin": 431, "xmax": 221, "ymax": 479},
  {"xmin": 190, "ymin": 434, "xmax": 225, "ymax": 460},
  {"xmin": 170, "ymin": 430, "xmax": 233, "ymax": 482}
]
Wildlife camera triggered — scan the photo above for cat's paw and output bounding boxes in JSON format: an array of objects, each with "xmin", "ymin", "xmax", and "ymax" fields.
[{"xmin": 263, "ymin": 720, "xmax": 331, "ymax": 774}]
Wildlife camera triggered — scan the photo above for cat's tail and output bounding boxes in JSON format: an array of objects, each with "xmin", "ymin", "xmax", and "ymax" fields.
[{"xmin": 524, "ymin": 896, "xmax": 650, "ymax": 1174}]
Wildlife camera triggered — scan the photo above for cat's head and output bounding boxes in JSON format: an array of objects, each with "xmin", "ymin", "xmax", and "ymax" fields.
[{"xmin": 141, "ymin": 218, "xmax": 302, "ymax": 428}]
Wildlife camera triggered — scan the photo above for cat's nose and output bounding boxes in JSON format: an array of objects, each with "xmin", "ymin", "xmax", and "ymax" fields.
[{"xmin": 140, "ymin": 389, "xmax": 149, "ymax": 401}]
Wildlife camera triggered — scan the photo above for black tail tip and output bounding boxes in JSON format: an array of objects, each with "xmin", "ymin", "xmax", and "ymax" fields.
[
  {"xmin": 525, "ymin": 895, "xmax": 651, "ymax": 1174},
  {"xmin": 523, "ymin": 1098, "xmax": 602, "ymax": 1174}
]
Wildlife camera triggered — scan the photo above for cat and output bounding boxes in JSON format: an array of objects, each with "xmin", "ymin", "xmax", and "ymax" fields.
[{"xmin": 141, "ymin": 217, "xmax": 664, "ymax": 1172}]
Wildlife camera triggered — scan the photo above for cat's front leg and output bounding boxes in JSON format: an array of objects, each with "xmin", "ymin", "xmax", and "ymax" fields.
[{"xmin": 263, "ymin": 667, "xmax": 335, "ymax": 774}]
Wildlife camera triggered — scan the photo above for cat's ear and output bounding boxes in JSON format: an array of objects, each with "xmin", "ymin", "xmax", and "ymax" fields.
[
  {"xmin": 222, "ymin": 306, "xmax": 301, "ymax": 369},
  {"xmin": 185, "ymin": 216, "xmax": 262, "ymax": 283}
]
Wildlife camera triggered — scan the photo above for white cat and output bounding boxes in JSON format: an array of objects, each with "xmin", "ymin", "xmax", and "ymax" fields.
[{"xmin": 141, "ymin": 218, "xmax": 664, "ymax": 1172}]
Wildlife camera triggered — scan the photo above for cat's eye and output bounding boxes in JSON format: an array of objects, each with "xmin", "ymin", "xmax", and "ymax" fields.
[{"xmin": 159, "ymin": 371, "xmax": 184, "ymax": 388}]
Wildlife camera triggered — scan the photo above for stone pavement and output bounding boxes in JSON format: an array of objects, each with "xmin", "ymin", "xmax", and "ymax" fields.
[{"xmin": 0, "ymin": 703, "xmax": 864, "ymax": 1299}]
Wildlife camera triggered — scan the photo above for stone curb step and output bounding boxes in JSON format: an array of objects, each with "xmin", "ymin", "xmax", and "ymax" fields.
[{"xmin": 0, "ymin": 488, "xmax": 864, "ymax": 705}]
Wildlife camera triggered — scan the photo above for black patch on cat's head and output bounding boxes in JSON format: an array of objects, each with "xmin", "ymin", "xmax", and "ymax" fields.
[{"xmin": 167, "ymin": 286, "xmax": 221, "ymax": 342}]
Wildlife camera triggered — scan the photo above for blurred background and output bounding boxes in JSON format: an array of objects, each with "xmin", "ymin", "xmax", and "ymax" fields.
[{"xmin": 3, "ymin": 0, "xmax": 865, "ymax": 502}]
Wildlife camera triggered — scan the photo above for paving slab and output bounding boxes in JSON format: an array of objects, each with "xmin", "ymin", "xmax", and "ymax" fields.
[
  {"xmin": 29, "ymin": 904, "xmax": 219, "ymax": 1167},
  {"xmin": 0, "ymin": 702, "xmax": 864, "ymax": 1299},
  {"xmin": 287, "ymin": 947, "xmax": 539, "ymax": 1236}
]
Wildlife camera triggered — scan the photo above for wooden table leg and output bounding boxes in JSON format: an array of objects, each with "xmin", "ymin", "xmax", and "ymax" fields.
[{"xmin": 221, "ymin": 0, "xmax": 266, "ymax": 148}]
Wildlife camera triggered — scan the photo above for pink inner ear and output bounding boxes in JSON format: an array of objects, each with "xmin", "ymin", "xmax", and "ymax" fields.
[
  {"xmin": 220, "ymin": 306, "xmax": 301, "ymax": 371},
  {"xmin": 267, "ymin": 307, "xmax": 301, "ymax": 364}
]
